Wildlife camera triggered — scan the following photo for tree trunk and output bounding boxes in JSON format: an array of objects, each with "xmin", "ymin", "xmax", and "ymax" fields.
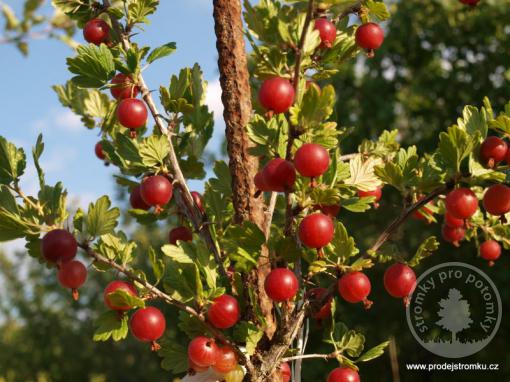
[{"xmin": 212, "ymin": 1, "xmax": 278, "ymax": 380}]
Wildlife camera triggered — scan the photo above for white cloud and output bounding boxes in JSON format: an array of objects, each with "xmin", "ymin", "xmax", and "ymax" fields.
[
  {"xmin": 31, "ymin": 108, "xmax": 85, "ymax": 135},
  {"xmin": 205, "ymin": 78, "xmax": 224, "ymax": 123}
]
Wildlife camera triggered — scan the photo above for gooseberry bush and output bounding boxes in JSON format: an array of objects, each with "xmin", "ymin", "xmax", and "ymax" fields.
[{"xmin": 0, "ymin": 0, "xmax": 506, "ymax": 381}]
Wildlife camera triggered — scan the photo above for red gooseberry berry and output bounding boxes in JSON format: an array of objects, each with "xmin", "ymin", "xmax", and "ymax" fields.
[
  {"xmin": 258, "ymin": 77, "xmax": 295, "ymax": 114},
  {"xmin": 444, "ymin": 211, "xmax": 465, "ymax": 228},
  {"xmin": 264, "ymin": 268, "xmax": 299, "ymax": 302},
  {"xmin": 169, "ymin": 226, "xmax": 193, "ymax": 245},
  {"xmin": 483, "ymin": 184, "xmax": 510, "ymax": 217},
  {"xmin": 459, "ymin": 0, "xmax": 480, "ymax": 5},
  {"xmin": 358, "ymin": 187, "xmax": 382, "ymax": 208},
  {"xmin": 130, "ymin": 306, "xmax": 166, "ymax": 351},
  {"xmin": 95, "ymin": 142, "xmax": 106, "ymax": 160},
  {"xmin": 213, "ymin": 345, "xmax": 238, "ymax": 374},
  {"xmin": 355, "ymin": 22, "xmax": 384, "ymax": 55},
  {"xmin": 83, "ymin": 18, "xmax": 110, "ymax": 45},
  {"xmin": 298, "ymin": 213, "xmax": 334, "ymax": 251},
  {"xmin": 191, "ymin": 191, "xmax": 205, "ymax": 214},
  {"xmin": 207, "ymin": 294, "xmax": 240, "ymax": 329},
  {"xmin": 294, "ymin": 143, "xmax": 330, "ymax": 178},
  {"xmin": 316, "ymin": 204, "xmax": 341, "ymax": 218},
  {"xmin": 58, "ymin": 260, "xmax": 87, "ymax": 300},
  {"xmin": 327, "ymin": 367, "xmax": 360, "ymax": 382},
  {"xmin": 254, "ymin": 171, "xmax": 272, "ymax": 192},
  {"xmin": 480, "ymin": 136, "xmax": 507, "ymax": 168},
  {"xmin": 262, "ymin": 158, "xmax": 296, "ymax": 192},
  {"xmin": 103, "ymin": 280, "xmax": 138, "ymax": 311},
  {"xmin": 314, "ymin": 18, "xmax": 337, "ymax": 48},
  {"xmin": 445, "ymin": 188, "xmax": 478, "ymax": 219},
  {"xmin": 479, "ymin": 240, "xmax": 501, "ymax": 266},
  {"xmin": 279, "ymin": 362, "xmax": 291, "ymax": 382},
  {"xmin": 111, "ymin": 73, "xmax": 140, "ymax": 100},
  {"xmin": 140, "ymin": 175, "xmax": 173, "ymax": 211},
  {"xmin": 384, "ymin": 263, "xmax": 416, "ymax": 306},
  {"xmin": 188, "ymin": 337, "xmax": 219, "ymax": 368},
  {"xmin": 441, "ymin": 225, "xmax": 466, "ymax": 247},
  {"xmin": 306, "ymin": 287, "xmax": 333, "ymax": 320},
  {"xmin": 338, "ymin": 272, "xmax": 372, "ymax": 308},
  {"xmin": 412, "ymin": 197, "xmax": 434, "ymax": 221},
  {"xmin": 130, "ymin": 184, "xmax": 151, "ymax": 210},
  {"xmin": 117, "ymin": 98, "xmax": 148, "ymax": 131},
  {"xmin": 41, "ymin": 229, "xmax": 78, "ymax": 263}
]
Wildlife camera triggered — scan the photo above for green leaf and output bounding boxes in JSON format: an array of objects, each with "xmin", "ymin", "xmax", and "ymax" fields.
[
  {"xmin": 93, "ymin": 311, "xmax": 129, "ymax": 342},
  {"xmin": 38, "ymin": 182, "xmax": 68, "ymax": 225},
  {"xmin": 328, "ymin": 221, "xmax": 358, "ymax": 262},
  {"xmin": 344, "ymin": 155, "xmax": 382, "ymax": 192},
  {"xmin": 2, "ymin": 4, "xmax": 19, "ymax": 30},
  {"xmin": 32, "ymin": 134, "xmax": 45, "ymax": 189},
  {"xmin": 438, "ymin": 125, "xmax": 477, "ymax": 174},
  {"xmin": 0, "ymin": 136, "xmax": 26, "ymax": 185},
  {"xmin": 106, "ymin": 289, "xmax": 145, "ymax": 310},
  {"xmin": 222, "ymin": 221, "xmax": 265, "ymax": 272},
  {"xmin": 339, "ymin": 330, "xmax": 365, "ymax": 358},
  {"xmin": 139, "ymin": 135, "xmax": 170, "ymax": 168},
  {"xmin": 180, "ymin": 155, "xmax": 206, "ymax": 180},
  {"xmin": 148, "ymin": 246, "xmax": 165, "ymax": 284},
  {"xmin": 158, "ymin": 339, "xmax": 188, "ymax": 374},
  {"xmin": 365, "ymin": 0, "xmax": 391, "ymax": 21},
  {"xmin": 357, "ymin": 341, "xmax": 390, "ymax": 362},
  {"xmin": 177, "ymin": 311, "xmax": 213, "ymax": 339},
  {"xmin": 128, "ymin": 0, "xmax": 159, "ymax": 25},
  {"xmin": 147, "ymin": 42, "xmax": 177, "ymax": 64},
  {"xmin": 408, "ymin": 236, "xmax": 439, "ymax": 267},
  {"xmin": 233, "ymin": 321, "xmax": 264, "ymax": 356},
  {"xmin": 86, "ymin": 196, "xmax": 120, "ymax": 237},
  {"xmin": 67, "ymin": 44, "xmax": 116, "ymax": 88}
]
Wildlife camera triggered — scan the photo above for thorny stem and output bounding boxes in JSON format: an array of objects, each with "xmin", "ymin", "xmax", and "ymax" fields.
[
  {"xmin": 103, "ymin": 0, "xmax": 228, "ymax": 281},
  {"xmin": 282, "ymin": 351, "xmax": 340, "ymax": 362},
  {"xmin": 8, "ymin": 184, "xmax": 43, "ymax": 214}
]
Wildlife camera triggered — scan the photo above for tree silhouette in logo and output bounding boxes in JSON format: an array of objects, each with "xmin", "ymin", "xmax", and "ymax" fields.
[{"xmin": 436, "ymin": 288, "xmax": 473, "ymax": 343}]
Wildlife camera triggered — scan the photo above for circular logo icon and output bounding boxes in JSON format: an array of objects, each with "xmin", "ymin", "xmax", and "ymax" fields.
[{"xmin": 406, "ymin": 262, "xmax": 501, "ymax": 358}]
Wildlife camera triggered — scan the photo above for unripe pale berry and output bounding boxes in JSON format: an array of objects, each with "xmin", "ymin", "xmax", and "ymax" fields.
[
  {"xmin": 314, "ymin": 18, "xmax": 337, "ymax": 48},
  {"xmin": 483, "ymin": 184, "xmax": 510, "ymax": 216},
  {"xmin": 294, "ymin": 143, "xmax": 330, "ymax": 178},
  {"xmin": 258, "ymin": 77, "xmax": 295, "ymax": 114},
  {"xmin": 41, "ymin": 229, "xmax": 78, "ymax": 263},
  {"xmin": 264, "ymin": 268, "xmax": 299, "ymax": 302},
  {"xmin": 83, "ymin": 19, "xmax": 110, "ymax": 45},
  {"xmin": 445, "ymin": 188, "xmax": 478, "ymax": 219}
]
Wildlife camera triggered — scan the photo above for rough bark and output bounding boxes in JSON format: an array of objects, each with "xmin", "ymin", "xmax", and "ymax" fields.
[{"xmin": 212, "ymin": 1, "xmax": 277, "ymax": 379}]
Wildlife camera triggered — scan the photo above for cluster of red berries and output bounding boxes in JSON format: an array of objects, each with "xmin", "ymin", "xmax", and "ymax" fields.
[
  {"xmin": 41, "ymin": 229, "xmax": 87, "ymax": 300},
  {"xmin": 187, "ymin": 337, "xmax": 238, "ymax": 376},
  {"xmin": 128, "ymin": 175, "xmax": 174, "ymax": 213}
]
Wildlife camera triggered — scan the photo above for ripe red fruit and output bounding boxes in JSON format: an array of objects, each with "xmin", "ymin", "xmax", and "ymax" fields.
[
  {"xmin": 140, "ymin": 175, "xmax": 173, "ymax": 211},
  {"xmin": 294, "ymin": 143, "xmax": 330, "ymax": 178},
  {"xmin": 279, "ymin": 362, "xmax": 291, "ymax": 382},
  {"xmin": 130, "ymin": 306, "xmax": 166, "ymax": 350},
  {"xmin": 298, "ymin": 213, "xmax": 334, "ymax": 251},
  {"xmin": 130, "ymin": 185, "xmax": 151, "ymax": 210},
  {"xmin": 327, "ymin": 367, "xmax": 360, "ymax": 382},
  {"xmin": 41, "ymin": 229, "xmax": 78, "ymax": 263},
  {"xmin": 306, "ymin": 287, "xmax": 332, "ymax": 320},
  {"xmin": 441, "ymin": 225, "xmax": 466, "ymax": 247},
  {"xmin": 188, "ymin": 337, "xmax": 219, "ymax": 368},
  {"xmin": 338, "ymin": 272, "xmax": 372, "ymax": 308},
  {"xmin": 254, "ymin": 171, "xmax": 271, "ymax": 192},
  {"xmin": 317, "ymin": 204, "xmax": 341, "ymax": 218},
  {"xmin": 117, "ymin": 98, "xmax": 148, "ymax": 130},
  {"xmin": 258, "ymin": 77, "xmax": 295, "ymax": 114},
  {"xmin": 262, "ymin": 158, "xmax": 296, "ymax": 192},
  {"xmin": 459, "ymin": 0, "xmax": 480, "ymax": 5},
  {"xmin": 83, "ymin": 18, "xmax": 110, "ymax": 45},
  {"xmin": 110, "ymin": 73, "xmax": 140, "ymax": 100},
  {"xmin": 384, "ymin": 263, "xmax": 416, "ymax": 305},
  {"xmin": 95, "ymin": 142, "xmax": 105, "ymax": 160},
  {"xmin": 314, "ymin": 18, "xmax": 337, "ymax": 48},
  {"xmin": 445, "ymin": 188, "xmax": 478, "ymax": 219},
  {"xmin": 191, "ymin": 191, "xmax": 205, "ymax": 214},
  {"xmin": 213, "ymin": 345, "xmax": 238, "ymax": 374},
  {"xmin": 207, "ymin": 294, "xmax": 240, "ymax": 329},
  {"xmin": 58, "ymin": 260, "xmax": 87, "ymax": 300},
  {"xmin": 480, "ymin": 136, "xmax": 507, "ymax": 168},
  {"xmin": 483, "ymin": 184, "xmax": 510, "ymax": 216},
  {"xmin": 264, "ymin": 268, "xmax": 299, "ymax": 302},
  {"xmin": 104, "ymin": 280, "xmax": 138, "ymax": 311},
  {"xmin": 169, "ymin": 226, "xmax": 193, "ymax": 245},
  {"xmin": 355, "ymin": 22, "xmax": 384, "ymax": 54},
  {"xmin": 444, "ymin": 211, "xmax": 465, "ymax": 228},
  {"xmin": 480, "ymin": 240, "xmax": 501, "ymax": 266},
  {"xmin": 358, "ymin": 187, "xmax": 382, "ymax": 208}
]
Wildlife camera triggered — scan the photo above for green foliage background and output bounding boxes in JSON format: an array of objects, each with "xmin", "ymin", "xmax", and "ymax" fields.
[{"xmin": 1, "ymin": 0, "xmax": 509, "ymax": 381}]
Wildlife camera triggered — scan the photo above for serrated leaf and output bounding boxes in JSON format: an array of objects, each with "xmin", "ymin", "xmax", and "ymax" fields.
[
  {"xmin": 148, "ymin": 246, "xmax": 165, "ymax": 284},
  {"xmin": 67, "ymin": 44, "xmax": 116, "ymax": 88},
  {"xmin": 357, "ymin": 341, "xmax": 390, "ymax": 362},
  {"xmin": 328, "ymin": 221, "xmax": 358, "ymax": 262},
  {"xmin": 146, "ymin": 42, "xmax": 176, "ymax": 64},
  {"xmin": 233, "ymin": 322, "xmax": 263, "ymax": 356},
  {"xmin": 0, "ymin": 136, "xmax": 26, "ymax": 185},
  {"xmin": 345, "ymin": 155, "xmax": 382, "ymax": 191},
  {"xmin": 408, "ymin": 236, "xmax": 439, "ymax": 267},
  {"xmin": 128, "ymin": 0, "xmax": 159, "ymax": 25},
  {"xmin": 86, "ymin": 196, "xmax": 120, "ymax": 237},
  {"xmin": 158, "ymin": 339, "xmax": 188, "ymax": 373},
  {"xmin": 177, "ymin": 311, "xmax": 213, "ymax": 339},
  {"xmin": 365, "ymin": 0, "xmax": 390, "ymax": 21},
  {"xmin": 139, "ymin": 135, "xmax": 170, "ymax": 168},
  {"xmin": 93, "ymin": 311, "xmax": 129, "ymax": 342},
  {"xmin": 106, "ymin": 289, "xmax": 145, "ymax": 310}
]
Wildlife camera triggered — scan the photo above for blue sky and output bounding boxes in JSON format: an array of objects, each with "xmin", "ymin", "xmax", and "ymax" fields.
[{"xmin": 0, "ymin": 0, "xmax": 226, "ymax": 252}]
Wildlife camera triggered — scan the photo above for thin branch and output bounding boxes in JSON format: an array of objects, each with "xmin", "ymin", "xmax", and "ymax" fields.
[
  {"xmin": 282, "ymin": 351, "xmax": 339, "ymax": 363},
  {"xmin": 263, "ymin": 192, "xmax": 278, "ymax": 240},
  {"xmin": 7, "ymin": 185, "xmax": 43, "ymax": 214},
  {"xmin": 103, "ymin": 0, "xmax": 228, "ymax": 281}
]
